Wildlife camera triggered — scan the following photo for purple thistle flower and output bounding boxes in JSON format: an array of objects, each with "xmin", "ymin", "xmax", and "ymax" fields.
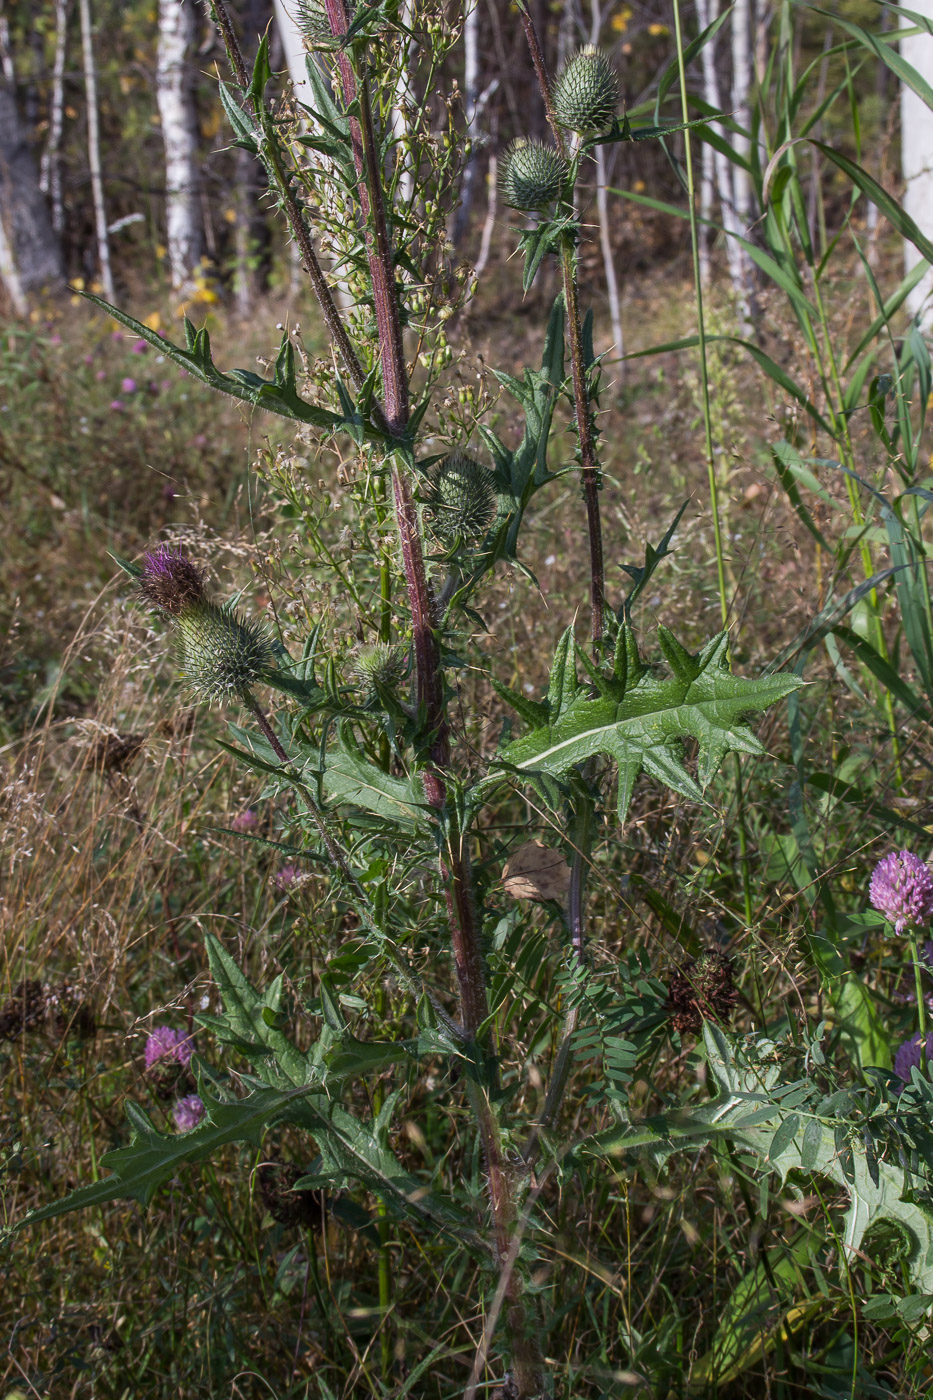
[
  {"xmin": 173, "ymin": 1093, "xmax": 205, "ymax": 1131},
  {"xmin": 894, "ymin": 1032, "xmax": 933, "ymax": 1085},
  {"xmin": 869, "ymin": 850, "xmax": 933, "ymax": 934},
  {"xmin": 232, "ymin": 808, "xmax": 258, "ymax": 833},
  {"xmin": 131, "ymin": 339, "xmax": 148, "ymax": 354},
  {"xmin": 121, "ymin": 377, "xmax": 137, "ymax": 394},
  {"xmin": 109, "ymin": 399, "xmax": 125, "ymax": 411},
  {"xmin": 137, "ymin": 544, "xmax": 206, "ymax": 617},
  {"xmin": 144, "ymin": 1024, "xmax": 193, "ymax": 1069}
]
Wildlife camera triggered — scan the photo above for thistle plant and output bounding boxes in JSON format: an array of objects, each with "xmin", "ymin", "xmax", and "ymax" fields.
[{"xmin": 12, "ymin": 7, "xmax": 827, "ymax": 1396}]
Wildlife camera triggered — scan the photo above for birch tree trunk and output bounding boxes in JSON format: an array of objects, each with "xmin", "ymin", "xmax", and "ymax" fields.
[
  {"xmin": 588, "ymin": 1, "xmax": 622, "ymax": 359},
  {"xmin": 695, "ymin": 0, "xmax": 752, "ymax": 330},
  {"xmin": 901, "ymin": 15, "xmax": 933, "ymax": 328},
  {"xmin": 157, "ymin": 0, "xmax": 204, "ymax": 289},
  {"xmin": 389, "ymin": 0, "xmax": 415, "ymax": 207},
  {"xmin": 452, "ymin": 0, "xmax": 480, "ymax": 245},
  {"xmin": 730, "ymin": 0, "xmax": 752, "ymax": 229},
  {"xmin": 40, "ymin": 0, "xmax": 68, "ymax": 235},
  {"xmin": 0, "ymin": 76, "xmax": 63, "ymax": 307},
  {"xmin": 78, "ymin": 0, "xmax": 115, "ymax": 300}
]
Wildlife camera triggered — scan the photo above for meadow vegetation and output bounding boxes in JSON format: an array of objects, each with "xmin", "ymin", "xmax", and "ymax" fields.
[{"xmin": 4, "ymin": 3, "xmax": 933, "ymax": 1398}]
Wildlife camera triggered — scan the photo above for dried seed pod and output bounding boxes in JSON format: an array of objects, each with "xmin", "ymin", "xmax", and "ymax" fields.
[
  {"xmin": 666, "ymin": 949, "xmax": 738, "ymax": 1035},
  {"xmin": 500, "ymin": 139, "xmax": 567, "ymax": 211},
  {"xmin": 426, "ymin": 450, "xmax": 497, "ymax": 544},
  {"xmin": 48, "ymin": 980, "xmax": 97, "ymax": 1040},
  {"xmin": 175, "ymin": 602, "xmax": 272, "ymax": 704},
  {"xmin": 0, "ymin": 979, "xmax": 46, "ymax": 1041},
  {"xmin": 90, "ymin": 731, "xmax": 146, "ymax": 775},
  {"xmin": 553, "ymin": 46, "xmax": 621, "ymax": 134},
  {"xmin": 258, "ymin": 1160, "xmax": 328, "ymax": 1230}
]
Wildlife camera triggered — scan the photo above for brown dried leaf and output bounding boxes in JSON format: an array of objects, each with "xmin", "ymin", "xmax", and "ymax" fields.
[{"xmin": 502, "ymin": 839, "xmax": 571, "ymax": 903}]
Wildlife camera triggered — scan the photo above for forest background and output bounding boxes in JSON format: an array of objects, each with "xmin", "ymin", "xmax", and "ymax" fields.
[{"xmin": 4, "ymin": 0, "xmax": 933, "ymax": 1398}]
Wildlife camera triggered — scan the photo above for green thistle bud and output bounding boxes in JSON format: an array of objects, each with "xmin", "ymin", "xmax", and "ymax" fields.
[
  {"xmin": 426, "ymin": 450, "xmax": 497, "ymax": 544},
  {"xmin": 175, "ymin": 601, "xmax": 272, "ymax": 705},
  {"xmin": 553, "ymin": 46, "xmax": 621, "ymax": 134},
  {"xmin": 500, "ymin": 139, "xmax": 567, "ymax": 211},
  {"xmin": 352, "ymin": 642, "xmax": 407, "ymax": 694},
  {"xmin": 295, "ymin": 0, "xmax": 353, "ymax": 41}
]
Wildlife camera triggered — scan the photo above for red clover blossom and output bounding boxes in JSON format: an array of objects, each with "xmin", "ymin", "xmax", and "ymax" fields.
[
  {"xmin": 144, "ymin": 1024, "xmax": 193, "ymax": 1069},
  {"xmin": 869, "ymin": 850, "xmax": 933, "ymax": 934},
  {"xmin": 173, "ymin": 1094, "xmax": 205, "ymax": 1132}
]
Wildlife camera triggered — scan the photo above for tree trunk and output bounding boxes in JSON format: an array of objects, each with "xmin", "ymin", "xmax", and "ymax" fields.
[
  {"xmin": 0, "ymin": 77, "xmax": 64, "ymax": 307},
  {"xmin": 695, "ymin": 0, "xmax": 752, "ymax": 330},
  {"xmin": 78, "ymin": 0, "xmax": 115, "ymax": 300},
  {"xmin": 730, "ymin": 0, "xmax": 752, "ymax": 229},
  {"xmin": 157, "ymin": 0, "xmax": 204, "ymax": 289},
  {"xmin": 452, "ymin": 0, "xmax": 480, "ymax": 245},
  {"xmin": 40, "ymin": 0, "xmax": 69, "ymax": 235},
  {"xmin": 901, "ymin": 15, "xmax": 933, "ymax": 328}
]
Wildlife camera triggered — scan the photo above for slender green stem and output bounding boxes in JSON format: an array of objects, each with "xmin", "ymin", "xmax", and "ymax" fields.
[{"xmin": 909, "ymin": 929, "xmax": 928, "ymax": 1074}]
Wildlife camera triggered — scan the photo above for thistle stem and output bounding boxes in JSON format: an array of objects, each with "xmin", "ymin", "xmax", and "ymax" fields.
[{"xmin": 519, "ymin": 4, "xmax": 604, "ymax": 644}]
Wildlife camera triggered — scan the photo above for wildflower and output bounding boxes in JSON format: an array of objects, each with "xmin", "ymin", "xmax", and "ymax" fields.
[
  {"xmin": 131, "ymin": 339, "xmax": 148, "ymax": 354},
  {"xmin": 894, "ymin": 1032, "xmax": 933, "ymax": 1084},
  {"xmin": 95, "ymin": 369, "xmax": 107, "ymax": 380},
  {"xmin": 275, "ymin": 864, "xmax": 299, "ymax": 891},
  {"xmin": 110, "ymin": 399, "xmax": 125, "ymax": 411},
  {"xmin": 232, "ymin": 808, "xmax": 259, "ymax": 832},
  {"xmin": 869, "ymin": 850, "xmax": 933, "ymax": 933},
  {"xmin": 121, "ymin": 377, "xmax": 137, "ymax": 394},
  {"xmin": 138, "ymin": 545, "xmax": 206, "ymax": 617},
  {"xmin": 144, "ymin": 1024, "xmax": 193, "ymax": 1068},
  {"xmin": 500, "ymin": 139, "xmax": 568, "ymax": 211},
  {"xmin": 173, "ymin": 1093, "xmax": 206, "ymax": 1131},
  {"xmin": 426, "ymin": 450, "xmax": 497, "ymax": 544},
  {"xmin": 666, "ymin": 950, "xmax": 738, "ymax": 1035},
  {"xmin": 553, "ymin": 46, "xmax": 621, "ymax": 133}
]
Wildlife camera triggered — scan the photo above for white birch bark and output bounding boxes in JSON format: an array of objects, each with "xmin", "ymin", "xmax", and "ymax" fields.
[
  {"xmin": 78, "ymin": 0, "xmax": 115, "ymax": 301},
  {"xmin": 901, "ymin": 16, "xmax": 933, "ymax": 328},
  {"xmin": 695, "ymin": 0, "xmax": 751, "ymax": 330},
  {"xmin": 157, "ymin": 0, "xmax": 204, "ymax": 289},
  {"xmin": 272, "ymin": 0, "xmax": 312, "ymax": 99},
  {"xmin": 699, "ymin": 135, "xmax": 713, "ymax": 287},
  {"xmin": 40, "ymin": 0, "xmax": 68, "ymax": 235},
  {"xmin": 588, "ymin": 1, "xmax": 622, "ymax": 358},
  {"xmin": 730, "ymin": 0, "xmax": 752, "ymax": 228}
]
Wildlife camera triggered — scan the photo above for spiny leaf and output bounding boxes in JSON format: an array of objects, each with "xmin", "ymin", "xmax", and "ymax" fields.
[{"xmin": 482, "ymin": 626, "xmax": 802, "ymax": 825}]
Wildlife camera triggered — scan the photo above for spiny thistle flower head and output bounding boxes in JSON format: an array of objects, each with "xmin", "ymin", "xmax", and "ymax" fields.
[
  {"xmin": 352, "ymin": 642, "xmax": 407, "ymax": 693},
  {"xmin": 138, "ymin": 544, "xmax": 206, "ymax": 617},
  {"xmin": 869, "ymin": 850, "xmax": 933, "ymax": 934},
  {"xmin": 173, "ymin": 1093, "xmax": 206, "ymax": 1132},
  {"xmin": 894, "ymin": 1031, "xmax": 933, "ymax": 1085},
  {"xmin": 144, "ymin": 1025, "xmax": 194, "ymax": 1069},
  {"xmin": 553, "ymin": 46, "xmax": 621, "ymax": 133},
  {"xmin": 426, "ymin": 450, "xmax": 497, "ymax": 543},
  {"xmin": 175, "ymin": 601, "xmax": 272, "ymax": 705},
  {"xmin": 500, "ymin": 139, "xmax": 568, "ymax": 211},
  {"xmin": 666, "ymin": 949, "xmax": 738, "ymax": 1035}
]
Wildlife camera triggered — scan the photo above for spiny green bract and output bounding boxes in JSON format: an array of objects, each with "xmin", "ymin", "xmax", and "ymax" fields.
[
  {"xmin": 553, "ymin": 46, "xmax": 621, "ymax": 134},
  {"xmin": 426, "ymin": 450, "xmax": 497, "ymax": 543},
  {"xmin": 500, "ymin": 139, "xmax": 567, "ymax": 211},
  {"xmin": 295, "ymin": 0, "xmax": 354, "ymax": 41},
  {"xmin": 352, "ymin": 642, "xmax": 407, "ymax": 693},
  {"xmin": 176, "ymin": 601, "xmax": 272, "ymax": 704}
]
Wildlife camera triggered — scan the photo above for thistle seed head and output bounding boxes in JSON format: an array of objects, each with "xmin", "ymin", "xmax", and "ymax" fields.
[
  {"xmin": 500, "ymin": 139, "xmax": 568, "ymax": 211},
  {"xmin": 352, "ymin": 642, "xmax": 407, "ymax": 693},
  {"xmin": 427, "ymin": 450, "xmax": 497, "ymax": 543},
  {"xmin": 176, "ymin": 601, "xmax": 272, "ymax": 705},
  {"xmin": 138, "ymin": 545, "xmax": 206, "ymax": 617},
  {"xmin": 553, "ymin": 46, "xmax": 621, "ymax": 133},
  {"xmin": 258, "ymin": 1159, "xmax": 328, "ymax": 1230}
]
